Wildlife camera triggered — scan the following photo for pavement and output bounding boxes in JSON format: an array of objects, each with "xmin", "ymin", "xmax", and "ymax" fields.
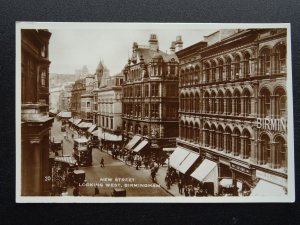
[{"xmin": 51, "ymin": 118, "xmax": 172, "ymax": 197}]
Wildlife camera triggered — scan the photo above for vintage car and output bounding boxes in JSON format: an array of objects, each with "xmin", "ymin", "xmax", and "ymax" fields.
[
  {"xmin": 111, "ymin": 188, "xmax": 127, "ymax": 197},
  {"xmin": 73, "ymin": 170, "xmax": 86, "ymax": 185}
]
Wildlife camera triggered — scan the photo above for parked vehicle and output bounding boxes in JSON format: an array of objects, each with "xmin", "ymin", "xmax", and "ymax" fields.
[
  {"xmin": 73, "ymin": 169, "xmax": 86, "ymax": 185},
  {"xmin": 111, "ymin": 188, "xmax": 126, "ymax": 197}
]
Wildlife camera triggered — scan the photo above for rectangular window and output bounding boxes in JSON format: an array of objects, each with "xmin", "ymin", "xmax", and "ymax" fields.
[
  {"xmin": 144, "ymin": 104, "xmax": 149, "ymax": 117},
  {"xmin": 151, "ymin": 83, "xmax": 159, "ymax": 96},
  {"xmin": 145, "ymin": 85, "xmax": 149, "ymax": 97},
  {"xmin": 41, "ymin": 71, "xmax": 46, "ymax": 87},
  {"xmin": 87, "ymin": 102, "xmax": 90, "ymax": 107},
  {"xmin": 151, "ymin": 103, "xmax": 159, "ymax": 118},
  {"xmin": 110, "ymin": 119, "xmax": 113, "ymax": 129}
]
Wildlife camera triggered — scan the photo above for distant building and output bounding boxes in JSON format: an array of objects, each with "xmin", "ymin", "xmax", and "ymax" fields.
[
  {"xmin": 21, "ymin": 29, "xmax": 53, "ymax": 196},
  {"xmin": 49, "ymin": 86, "xmax": 62, "ymax": 111},
  {"xmin": 71, "ymin": 78, "xmax": 85, "ymax": 118},
  {"xmin": 80, "ymin": 74, "xmax": 94, "ymax": 122},
  {"xmin": 122, "ymin": 34, "xmax": 180, "ymax": 157},
  {"xmin": 58, "ymin": 82, "xmax": 74, "ymax": 112}
]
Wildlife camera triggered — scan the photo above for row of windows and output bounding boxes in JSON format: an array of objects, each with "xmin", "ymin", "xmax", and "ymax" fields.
[
  {"xmin": 126, "ymin": 64, "xmax": 177, "ymax": 82},
  {"xmin": 123, "ymin": 84, "xmax": 178, "ymax": 98},
  {"xmin": 123, "ymin": 103, "xmax": 178, "ymax": 119},
  {"xmin": 180, "ymin": 123, "xmax": 287, "ymax": 169},
  {"xmin": 180, "ymin": 44, "xmax": 286, "ymax": 86},
  {"xmin": 180, "ymin": 86, "xmax": 286, "ymax": 118},
  {"xmin": 100, "ymin": 116, "xmax": 114, "ymax": 130}
]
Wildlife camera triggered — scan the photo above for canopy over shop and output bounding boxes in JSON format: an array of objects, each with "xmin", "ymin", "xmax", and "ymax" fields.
[
  {"xmin": 57, "ymin": 111, "xmax": 71, "ymax": 119},
  {"xmin": 132, "ymin": 140, "xmax": 149, "ymax": 153},
  {"xmin": 250, "ymin": 179, "xmax": 286, "ymax": 196},
  {"xmin": 125, "ymin": 135, "xmax": 142, "ymax": 151},
  {"xmin": 190, "ymin": 159, "xmax": 219, "ymax": 195}
]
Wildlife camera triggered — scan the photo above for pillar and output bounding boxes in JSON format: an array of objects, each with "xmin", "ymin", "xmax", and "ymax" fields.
[{"xmin": 240, "ymin": 136, "xmax": 245, "ymax": 158}]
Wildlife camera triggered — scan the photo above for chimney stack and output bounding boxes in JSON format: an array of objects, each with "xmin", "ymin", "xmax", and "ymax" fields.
[
  {"xmin": 149, "ymin": 34, "xmax": 159, "ymax": 51},
  {"xmin": 170, "ymin": 41, "xmax": 176, "ymax": 53},
  {"xmin": 175, "ymin": 35, "xmax": 183, "ymax": 52}
]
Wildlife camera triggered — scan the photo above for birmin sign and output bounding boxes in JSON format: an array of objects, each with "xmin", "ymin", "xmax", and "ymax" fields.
[{"xmin": 256, "ymin": 118, "xmax": 287, "ymax": 132}]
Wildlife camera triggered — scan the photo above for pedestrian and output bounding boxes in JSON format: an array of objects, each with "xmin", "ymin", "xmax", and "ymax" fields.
[
  {"xmin": 178, "ymin": 179, "xmax": 183, "ymax": 194},
  {"xmin": 100, "ymin": 157, "xmax": 104, "ymax": 168},
  {"xmin": 165, "ymin": 174, "xmax": 171, "ymax": 190},
  {"xmin": 184, "ymin": 186, "xmax": 189, "ymax": 197},
  {"xmin": 189, "ymin": 186, "xmax": 195, "ymax": 197},
  {"xmin": 94, "ymin": 186, "xmax": 99, "ymax": 196},
  {"xmin": 151, "ymin": 168, "xmax": 156, "ymax": 183}
]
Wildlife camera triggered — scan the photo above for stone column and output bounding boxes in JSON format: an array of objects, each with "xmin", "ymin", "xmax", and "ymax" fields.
[
  {"xmin": 224, "ymin": 97, "xmax": 227, "ymax": 115},
  {"xmin": 231, "ymin": 98, "xmax": 235, "ymax": 115},
  {"xmin": 240, "ymin": 136, "xmax": 245, "ymax": 158},
  {"xmin": 271, "ymin": 95, "xmax": 276, "ymax": 119},
  {"xmin": 270, "ymin": 141, "xmax": 278, "ymax": 169},
  {"xmin": 232, "ymin": 134, "xmax": 237, "ymax": 156},
  {"xmin": 224, "ymin": 133, "xmax": 229, "ymax": 153},
  {"xmin": 216, "ymin": 98, "xmax": 219, "ymax": 114}
]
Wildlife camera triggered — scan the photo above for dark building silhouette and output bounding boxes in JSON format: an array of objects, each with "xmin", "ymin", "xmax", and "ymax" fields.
[{"xmin": 21, "ymin": 29, "xmax": 54, "ymax": 196}]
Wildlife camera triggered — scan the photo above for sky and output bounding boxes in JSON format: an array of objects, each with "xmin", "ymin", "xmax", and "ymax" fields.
[{"xmin": 48, "ymin": 26, "xmax": 216, "ymax": 76}]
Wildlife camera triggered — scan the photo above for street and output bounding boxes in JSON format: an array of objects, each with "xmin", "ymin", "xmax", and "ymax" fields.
[{"xmin": 51, "ymin": 118, "xmax": 170, "ymax": 197}]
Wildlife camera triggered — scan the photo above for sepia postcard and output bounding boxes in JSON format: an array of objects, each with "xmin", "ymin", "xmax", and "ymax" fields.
[{"xmin": 16, "ymin": 22, "xmax": 294, "ymax": 203}]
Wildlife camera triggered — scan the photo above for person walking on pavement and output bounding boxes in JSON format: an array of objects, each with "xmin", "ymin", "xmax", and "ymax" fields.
[
  {"xmin": 178, "ymin": 179, "xmax": 183, "ymax": 195},
  {"xmin": 100, "ymin": 157, "xmax": 105, "ymax": 168},
  {"xmin": 184, "ymin": 186, "xmax": 189, "ymax": 197}
]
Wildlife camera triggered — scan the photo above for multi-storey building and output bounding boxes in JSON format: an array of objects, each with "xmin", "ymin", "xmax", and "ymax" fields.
[
  {"xmin": 122, "ymin": 34, "xmax": 180, "ymax": 157},
  {"xmin": 21, "ymin": 29, "xmax": 53, "ymax": 195},
  {"xmin": 71, "ymin": 78, "xmax": 85, "ymax": 118},
  {"xmin": 97, "ymin": 73, "xmax": 123, "ymax": 144},
  {"xmin": 175, "ymin": 29, "xmax": 287, "ymax": 196},
  {"xmin": 58, "ymin": 82, "xmax": 74, "ymax": 112},
  {"xmin": 80, "ymin": 74, "xmax": 94, "ymax": 122}
]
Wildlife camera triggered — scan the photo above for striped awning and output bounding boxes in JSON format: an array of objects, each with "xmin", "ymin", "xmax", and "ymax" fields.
[
  {"xmin": 54, "ymin": 156, "xmax": 77, "ymax": 165},
  {"xmin": 88, "ymin": 124, "xmax": 97, "ymax": 133}
]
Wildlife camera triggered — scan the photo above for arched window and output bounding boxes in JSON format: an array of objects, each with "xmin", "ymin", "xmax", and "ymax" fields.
[
  {"xmin": 195, "ymin": 123, "xmax": 200, "ymax": 143},
  {"xmin": 260, "ymin": 88, "xmax": 271, "ymax": 117},
  {"xmin": 218, "ymin": 126, "xmax": 224, "ymax": 151},
  {"xmin": 260, "ymin": 48, "xmax": 271, "ymax": 75},
  {"xmin": 218, "ymin": 59, "xmax": 224, "ymax": 81},
  {"xmin": 243, "ymin": 129, "xmax": 251, "ymax": 159},
  {"xmin": 204, "ymin": 124, "xmax": 210, "ymax": 147},
  {"xmin": 274, "ymin": 44, "xmax": 286, "ymax": 73},
  {"xmin": 180, "ymin": 70, "xmax": 185, "ymax": 86},
  {"xmin": 274, "ymin": 87, "xmax": 286, "ymax": 118},
  {"xmin": 189, "ymin": 122, "xmax": 194, "ymax": 142},
  {"xmin": 186, "ymin": 93, "xmax": 190, "ymax": 112},
  {"xmin": 233, "ymin": 128, "xmax": 241, "ymax": 156},
  {"xmin": 225, "ymin": 91, "xmax": 232, "ymax": 115},
  {"xmin": 189, "ymin": 68, "xmax": 194, "ymax": 85},
  {"xmin": 180, "ymin": 93, "xmax": 184, "ymax": 111},
  {"xmin": 218, "ymin": 91, "xmax": 224, "ymax": 114},
  {"xmin": 234, "ymin": 90, "xmax": 241, "ymax": 115},
  {"xmin": 195, "ymin": 93, "xmax": 200, "ymax": 112},
  {"xmin": 243, "ymin": 89, "xmax": 251, "ymax": 116},
  {"xmin": 261, "ymin": 134, "xmax": 271, "ymax": 165},
  {"xmin": 204, "ymin": 62, "xmax": 210, "ymax": 83},
  {"xmin": 211, "ymin": 61, "xmax": 216, "ymax": 82},
  {"xmin": 194, "ymin": 66, "xmax": 200, "ymax": 84},
  {"xmin": 204, "ymin": 92, "xmax": 210, "ymax": 113},
  {"xmin": 225, "ymin": 127, "xmax": 232, "ymax": 153},
  {"xmin": 143, "ymin": 125, "xmax": 148, "ymax": 136},
  {"xmin": 225, "ymin": 57, "xmax": 232, "ymax": 80},
  {"xmin": 190, "ymin": 93, "xmax": 194, "ymax": 112},
  {"xmin": 274, "ymin": 136, "xmax": 286, "ymax": 169},
  {"xmin": 234, "ymin": 55, "xmax": 241, "ymax": 79},
  {"xmin": 244, "ymin": 52, "xmax": 250, "ymax": 78},
  {"xmin": 135, "ymin": 124, "xmax": 141, "ymax": 134},
  {"xmin": 211, "ymin": 124, "xmax": 217, "ymax": 149},
  {"xmin": 211, "ymin": 92, "xmax": 216, "ymax": 114}
]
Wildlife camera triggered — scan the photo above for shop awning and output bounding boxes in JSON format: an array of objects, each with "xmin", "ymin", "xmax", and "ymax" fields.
[
  {"xmin": 177, "ymin": 151, "xmax": 199, "ymax": 174},
  {"xmin": 220, "ymin": 178, "xmax": 233, "ymax": 188},
  {"xmin": 169, "ymin": 147, "xmax": 190, "ymax": 170},
  {"xmin": 133, "ymin": 140, "xmax": 149, "ymax": 153},
  {"xmin": 73, "ymin": 119, "xmax": 82, "ymax": 125},
  {"xmin": 88, "ymin": 124, "xmax": 97, "ymax": 133},
  {"xmin": 54, "ymin": 156, "xmax": 77, "ymax": 165},
  {"xmin": 92, "ymin": 129, "xmax": 99, "ymax": 136},
  {"xmin": 250, "ymin": 180, "xmax": 286, "ymax": 196},
  {"xmin": 163, "ymin": 148, "xmax": 176, "ymax": 152},
  {"xmin": 125, "ymin": 135, "xmax": 142, "ymax": 150},
  {"xmin": 68, "ymin": 118, "xmax": 75, "ymax": 123},
  {"xmin": 101, "ymin": 132, "xmax": 122, "ymax": 141},
  {"xmin": 58, "ymin": 111, "xmax": 71, "ymax": 118},
  {"xmin": 191, "ymin": 159, "xmax": 218, "ymax": 183},
  {"xmin": 78, "ymin": 122, "xmax": 93, "ymax": 128}
]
